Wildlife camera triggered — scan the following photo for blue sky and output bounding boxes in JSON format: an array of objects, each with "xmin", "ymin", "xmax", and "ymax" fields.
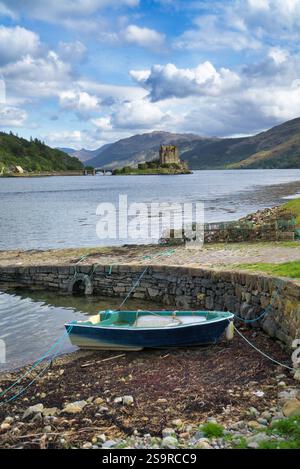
[{"xmin": 1, "ymin": 0, "xmax": 300, "ymax": 149}]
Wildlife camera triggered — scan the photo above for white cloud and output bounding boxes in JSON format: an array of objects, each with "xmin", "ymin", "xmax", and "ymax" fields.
[
  {"xmin": 268, "ymin": 47, "xmax": 289, "ymax": 66},
  {"xmin": 78, "ymin": 80, "xmax": 147, "ymax": 102},
  {"xmin": 59, "ymin": 89, "xmax": 100, "ymax": 117},
  {"xmin": 0, "ymin": 76, "xmax": 5, "ymax": 103},
  {"xmin": 248, "ymin": 0, "xmax": 270, "ymax": 10},
  {"xmin": 0, "ymin": 1, "xmax": 139, "ymax": 23},
  {"xmin": 175, "ymin": 0, "xmax": 300, "ymax": 52},
  {"xmin": 58, "ymin": 41, "xmax": 87, "ymax": 64},
  {"xmin": 130, "ymin": 62, "xmax": 240, "ymax": 101},
  {"xmin": 244, "ymin": 81, "xmax": 300, "ymax": 121},
  {"xmin": 110, "ymin": 99, "xmax": 166, "ymax": 129},
  {"xmin": 0, "ymin": 0, "xmax": 141, "ymax": 42},
  {"xmin": 0, "ymin": 26, "xmax": 41, "ymax": 66},
  {"xmin": 91, "ymin": 116, "xmax": 113, "ymax": 131},
  {"xmin": 175, "ymin": 14, "xmax": 261, "ymax": 51},
  {"xmin": 0, "ymin": 51, "xmax": 73, "ymax": 102},
  {"xmin": 2, "ymin": 0, "xmax": 300, "ymax": 147},
  {"xmin": 123, "ymin": 25, "xmax": 165, "ymax": 49},
  {"xmin": 43, "ymin": 130, "xmax": 84, "ymax": 148},
  {"xmin": 0, "ymin": 105, "xmax": 27, "ymax": 127}
]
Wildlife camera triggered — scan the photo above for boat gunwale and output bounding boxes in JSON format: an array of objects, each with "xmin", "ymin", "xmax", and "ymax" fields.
[{"xmin": 65, "ymin": 311, "xmax": 234, "ymax": 332}]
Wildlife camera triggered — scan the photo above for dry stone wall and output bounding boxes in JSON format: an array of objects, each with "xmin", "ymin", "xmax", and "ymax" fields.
[{"xmin": 0, "ymin": 264, "xmax": 299, "ymax": 348}]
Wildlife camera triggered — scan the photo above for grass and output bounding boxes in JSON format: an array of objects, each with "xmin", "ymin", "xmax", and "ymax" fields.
[
  {"xmin": 231, "ymin": 418, "xmax": 300, "ymax": 449},
  {"xmin": 281, "ymin": 198, "xmax": 300, "ymax": 226},
  {"xmin": 259, "ymin": 417, "xmax": 300, "ymax": 449},
  {"xmin": 200, "ymin": 423, "xmax": 225, "ymax": 438},
  {"xmin": 232, "ymin": 437, "xmax": 248, "ymax": 449},
  {"xmin": 237, "ymin": 260, "xmax": 300, "ymax": 279}
]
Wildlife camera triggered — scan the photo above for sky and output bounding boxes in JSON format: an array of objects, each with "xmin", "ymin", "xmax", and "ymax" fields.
[{"xmin": 1, "ymin": 0, "xmax": 300, "ymax": 150}]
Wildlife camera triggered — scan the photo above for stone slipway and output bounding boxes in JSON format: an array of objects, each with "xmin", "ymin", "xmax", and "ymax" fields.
[{"xmin": 0, "ymin": 242, "xmax": 300, "ymax": 268}]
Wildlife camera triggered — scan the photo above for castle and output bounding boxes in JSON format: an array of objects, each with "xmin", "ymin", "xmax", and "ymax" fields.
[{"xmin": 159, "ymin": 145, "xmax": 180, "ymax": 165}]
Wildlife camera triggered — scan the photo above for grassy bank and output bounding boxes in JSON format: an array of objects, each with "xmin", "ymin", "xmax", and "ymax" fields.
[
  {"xmin": 282, "ymin": 198, "xmax": 300, "ymax": 225},
  {"xmin": 237, "ymin": 260, "xmax": 300, "ymax": 279}
]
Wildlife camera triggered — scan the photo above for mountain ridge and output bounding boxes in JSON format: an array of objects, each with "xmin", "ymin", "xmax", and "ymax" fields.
[{"xmin": 59, "ymin": 117, "xmax": 300, "ymax": 170}]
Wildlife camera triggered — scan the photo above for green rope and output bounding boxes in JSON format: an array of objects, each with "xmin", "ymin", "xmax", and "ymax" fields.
[
  {"xmin": 117, "ymin": 249, "xmax": 176, "ymax": 308},
  {"xmin": 233, "ymin": 279, "xmax": 286, "ymax": 324},
  {"xmin": 0, "ymin": 325, "xmax": 74, "ymax": 405}
]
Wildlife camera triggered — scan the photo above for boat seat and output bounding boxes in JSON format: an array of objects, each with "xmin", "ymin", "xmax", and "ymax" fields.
[
  {"xmin": 176, "ymin": 316, "xmax": 207, "ymax": 324},
  {"xmin": 133, "ymin": 315, "xmax": 181, "ymax": 328},
  {"xmin": 88, "ymin": 314, "xmax": 101, "ymax": 325}
]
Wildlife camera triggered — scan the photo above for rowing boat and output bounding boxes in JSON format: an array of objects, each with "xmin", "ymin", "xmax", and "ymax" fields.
[{"xmin": 65, "ymin": 310, "xmax": 234, "ymax": 351}]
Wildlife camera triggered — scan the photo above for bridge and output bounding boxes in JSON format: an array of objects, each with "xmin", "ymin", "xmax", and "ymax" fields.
[{"xmin": 83, "ymin": 168, "xmax": 112, "ymax": 176}]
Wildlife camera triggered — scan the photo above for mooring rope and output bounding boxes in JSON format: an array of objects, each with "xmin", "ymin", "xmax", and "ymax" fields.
[
  {"xmin": 73, "ymin": 249, "xmax": 176, "ymax": 284},
  {"xmin": 0, "ymin": 325, "xmax": 74, "ymax": 404},
  {"xmin": 229, "ymin": 278, "xmax": 295, "ymax": 371},
  {"xmin": 118, "ymin": 266, "xmax": 150, "ymax": 309},
  {"xmin": 233, "ymin": 325, "xmax": 294, "ymax": 371},
  {"xmin": 117, "ymin": 249, "xmax": 176, "ymax": 309},
  {"xmin": 1, "ymin": 249, "xmax": 177, "ymax": 403},
  {"xmin": 233, "ymin": 278, "xmax": 286, "ymax": 324},
  {"xmin": 0, "ymin": 333, "xmax": 68, "ymax": 406}
]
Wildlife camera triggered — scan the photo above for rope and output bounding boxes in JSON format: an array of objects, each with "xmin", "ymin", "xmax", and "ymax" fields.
[
  {"xmin": 72, "ymin": 248, "xmax": 177, "ymax": 287},
  {"xmin": 89, "ymin": 263, "xmax": 101, "ymax": 279},
  {"xmin": 1, "ymin": 249, "xmax": 175, "ymax": 403},
  {"xmin": 0, "ymin": 325, "xmax": 74, "ymax": 404},
  {"xmin": 234, "ymin": 280, "xmax": 286, "ymax": 324},
  {"xmin": 231, "ymin": 279, "xmax": 296, "ymax": 371},
  {"xmin": 234, "ymin": 307, "xmax": 270, "ymax": 324},
  {"xmin": 118, "ymin": 266, "xmax": 149, "ymax": 309},
  {"xmin": 233, "ymin": 325, "xmax": 294, "ymax": 371},
  {"xmin": 75, "ymin": 254, "xmax": 90, "ymax": 264},
  {"xmin": 117, "ymin": 249, "xmax": 177, "ymax": 309}
]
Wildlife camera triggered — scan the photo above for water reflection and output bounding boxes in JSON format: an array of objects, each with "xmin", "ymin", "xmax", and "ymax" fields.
[{"xmin": 0, "ymin": 288, "xmax": 159, "ymax": 372}]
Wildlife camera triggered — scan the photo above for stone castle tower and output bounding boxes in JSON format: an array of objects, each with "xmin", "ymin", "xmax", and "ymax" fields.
[{"xmin": 159, "ymin": 145, "xmax": 180, "ymax": 165}]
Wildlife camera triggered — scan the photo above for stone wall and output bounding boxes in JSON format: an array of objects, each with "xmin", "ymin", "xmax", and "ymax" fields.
[
  {"xmin": 166, "ymin": 223, "xmax": 295, "ymax": 245},
  {"xmin": 0, "ymin": 264, "xmax": 299, "ymax": 348}
]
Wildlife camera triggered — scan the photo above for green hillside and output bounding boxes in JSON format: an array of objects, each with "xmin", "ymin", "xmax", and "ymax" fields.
[
  {"xmin": 0, "ymin": 132, "xmax": 83, "ymax": 173},
  {"xmin": 228, "ymin": 134, "xmax": 300, "ymax": 169},
  {"xmin": 183, "ymin": 118, "xmax": 300, "ymax": 169}
]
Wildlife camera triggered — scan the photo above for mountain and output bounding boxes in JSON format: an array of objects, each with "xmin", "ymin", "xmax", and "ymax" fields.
[
  {"xmin": 0, "ymin": 132, "xmax": 83, "ymax": 173},
  {"xmin": 85, "ymin": 131, "xmax": 201, "ymax": 169},
  {"xmin": 84, "ymin": 118, "xmax": 300, "ymax": 170},
  {"xmin": 59, "ymin": 144, "xmax": 112, "ymax": 163},
  {"xmin": 183, "ymin": 118, "xmax": 300, "ymax": 169},
  {"xmin": 57, "ymin": 147, "xmax": 77, "ymax": 155}
]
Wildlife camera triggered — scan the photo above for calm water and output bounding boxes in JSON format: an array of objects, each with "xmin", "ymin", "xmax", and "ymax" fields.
[
  {"xmin": 0, "ymin": 288, "xmax": 159, "ymax": 371},
  {"xmin": 1, "ymin": 170, "xmax": 300, "ymax": 250}
]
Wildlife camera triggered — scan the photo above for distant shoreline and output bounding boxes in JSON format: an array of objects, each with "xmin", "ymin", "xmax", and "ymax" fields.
[
  {"xmin": 112, "ymin": 170, "xmax": 192, "ymax": 176},
  {"xmin": 0, "ymin": 171, "xmax": 85, "ymax": 178},
  {"xmin": 3, "ymin": 168, "xmax": 300, "ymax": 178}
]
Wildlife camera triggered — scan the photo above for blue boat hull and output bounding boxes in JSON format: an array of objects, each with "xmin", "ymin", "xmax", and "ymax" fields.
[{"xmin": 65, "ymin": 318, "xmax": 232, "ymax": 351}]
